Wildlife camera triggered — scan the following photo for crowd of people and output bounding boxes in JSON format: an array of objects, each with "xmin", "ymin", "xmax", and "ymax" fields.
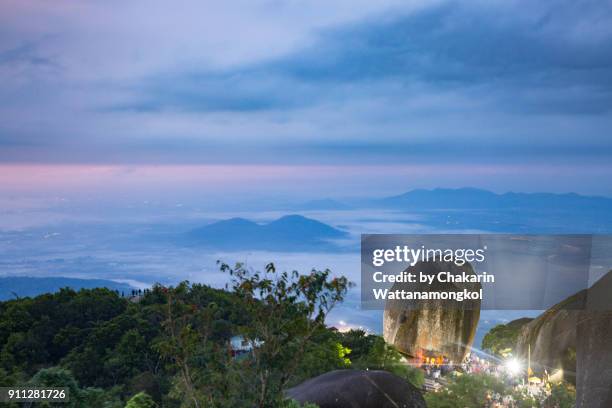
[{"xmin": 418, "ymin": 352, "xmax": 558, "ymax": 407}]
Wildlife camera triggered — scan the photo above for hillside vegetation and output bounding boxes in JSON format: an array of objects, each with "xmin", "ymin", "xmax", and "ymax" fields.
[{"xmin": 0, "ymin": 263, "xmax": 421, "ymax": 407}]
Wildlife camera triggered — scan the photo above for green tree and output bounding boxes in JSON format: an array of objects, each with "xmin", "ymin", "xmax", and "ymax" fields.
[
  {"xmin": 338, "ymin": 329, "xmax": 374, "ymax": 360},
  {"xmin": 153, "ymin": 281, "xmax": 229, "ymax": 408},
  {"xmin": 125, "ymin": 391, "xmax": 158, "ymax": 408},
  {"xmin": 341, "ymin": 330, "xmax": 424, "ymax": 388},
  {"xmin": 29, "ymin": 367, "xmax": 81, "ymax": 407},
  {"xmin": 293, "ymin": 327, "xmax": 352, "ymax": 384},
  {"xmin": 0, "ymin": 288, "xmax": 129, "ymax": 380},
  {"xmin": 512, "ymin": 388, "xmax": 540, "ymax": 408},
  {"xmin": 223, "ymin": 262, "xmax": 352, "ymax": 407},
  {"xmin": 0, "ymin": 264, "xmax": 360, "ymax": 407},
  {"xmin": 27, "ymin": 366, "xmax": 121, "ymax": 407},
  {"xmin": 425, "ymin": 373, "xmax": 506, "ymax": 408},
  {"xmin": 543, "ymin": 382, "xmax": 575, "ymax": 408},
  {"xmin": 482, "ymin": 318, "xmax": 532, "ymax": 357},
  {"xmin": 155, "ymin": 263, "xmax": 352, "ymax": 407}
]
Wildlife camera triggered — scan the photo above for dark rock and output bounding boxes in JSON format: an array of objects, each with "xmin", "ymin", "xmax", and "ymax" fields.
[
  {"xmin": 286, "ymin": 369, "xmax": 426, "ymax": 408},
  {"xmin": 383, "ymin": 260, "xmax": 481, "ymax": 363},
  {"xmin": 575, "ymin": 270, "xmax": 612, "ymax": 408},
  {"xmin": 515, "ymin": 290, "xmax": 584, "ymax": 383},
  {"xmin": 516, "ymin": 270, "xmax": 612, "ymax": 407},
  {"xmin": 576, "ymin": 311, "xmax": 612, "ymax": 408}
]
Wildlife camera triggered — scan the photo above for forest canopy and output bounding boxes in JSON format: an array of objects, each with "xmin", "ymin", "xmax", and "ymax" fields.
[{"xmin": 0, "ymin": 263, "xmax": 421, "ymax": 407}]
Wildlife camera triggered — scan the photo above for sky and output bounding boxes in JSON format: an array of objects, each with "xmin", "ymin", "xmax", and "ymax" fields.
[
  {"xmin": 1, "ymin": 0, "xmax": 612, "ymax": 197},
  {"xmin": 2, "ymin": 1, "xmax": 612, "ymax": 335}
]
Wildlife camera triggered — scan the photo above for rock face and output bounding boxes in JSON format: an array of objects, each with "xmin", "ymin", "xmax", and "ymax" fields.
[
  {"xmin": 383, "ymin": 260, "xmax": 481, "ymax": 363},
  {"xmin": 286, "ymin": 369, "xmax": 426, "ymax": 408},
  {"xmin": 515, "ymin": 270, "xmax": 612, "ymax": 408},
  {"xmin": 576, "ymin": 310, "xmax": 612, "ymax": 408},
  {"xmin": 575, "ymin": 270, "xmax": 612, "ymax": 408},
  {"xmin": 515, "ymin": 291, "xmax": 584, "ymax": 382}
]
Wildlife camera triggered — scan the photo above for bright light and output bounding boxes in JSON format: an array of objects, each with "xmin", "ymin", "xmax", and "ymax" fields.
[{"xmin": 504, "ymin": 358, "xmax": 522, "ymax": 376}]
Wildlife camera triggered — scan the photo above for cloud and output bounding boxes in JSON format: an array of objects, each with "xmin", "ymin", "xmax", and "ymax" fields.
[
  {"xmin": 120, "ymin": 0, "xmax": 612, "ymax": 112},
  {"xmin": 0, "ymin": 0, "xmax": 611, "ymax": 167}
]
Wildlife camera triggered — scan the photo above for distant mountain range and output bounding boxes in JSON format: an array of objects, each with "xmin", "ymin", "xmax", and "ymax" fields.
[
  {"xmin": 292, "ymin": 188, "xmax": 612, "ymax": 233},
  {"xmin": 296, "ymin": 188, "xmax": 612, "ymax": 212},
  {"xmin": 0, "ymin": 277, "xmax": 134, "ymax": 301},
  {"xmin": 377, "ymin": 187, "xmax": 612, "ymax": 211},
  {"xmin": 186, "ymin": 214, "xmax": 349, "ymax": 251},
  {"xmin": 183, "ymin": 189, "xmax": 612, "ymax": 251},
  {"xmin": 376, "ymin": 188, "xmax": 612, "ymax": 233}
]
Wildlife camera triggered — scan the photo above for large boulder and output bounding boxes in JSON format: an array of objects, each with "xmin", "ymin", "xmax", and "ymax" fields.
[
  {"xmin": 383, "ymin": 260, "xmax": 481, "ymax": 363},
  {"xmin": 575, "ymin": 310, "xmax": 612, "ymax": 407},
  {"xmin": 515, "ymin": 291, "xmax": 584, "ymax": 382},
  {"xmin": 516, "ymin": 270, "xmax": 612, "ymax": 407},
  {"xmin": 286, "ymin": 369, "xmax": 426, "ymax": 408},
  {"xmin": 575, "ymin": 270, "xmax": 612, "ymax": 408}
]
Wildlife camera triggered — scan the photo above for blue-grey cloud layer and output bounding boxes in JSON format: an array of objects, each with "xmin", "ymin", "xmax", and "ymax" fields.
[
  {"xmin": 1, "ymin": 0, "xmax": 611, "ymax": 165},
  {"xmin": 125, "ymin": 2, "xmax": 612, "ymax": 113}
]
